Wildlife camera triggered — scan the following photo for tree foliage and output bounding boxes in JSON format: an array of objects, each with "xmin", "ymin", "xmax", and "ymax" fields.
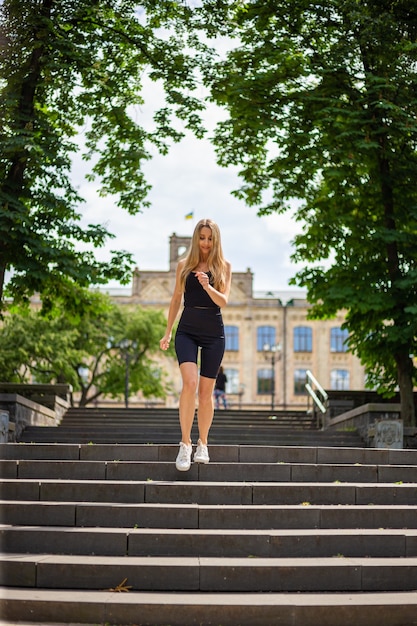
[
  {"xmin": 0, "ymin": 291, "xmax": 174, "ymax": 406},
  {"xmin": 204, "ymin": 0, "xmax": 417, "ymax": 425},
  {"xmin": 0, "ymin": 0, "xmax": 212, "ymax": 312}
]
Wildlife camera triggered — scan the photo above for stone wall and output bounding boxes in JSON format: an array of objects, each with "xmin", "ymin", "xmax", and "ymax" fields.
[
  {"xmin": 0, "ymin": 385, "xmax": 70, "ymax": 442},
  {"xmin": 323, "ymin": 402, "xmax": 416, "ymax": 448}
]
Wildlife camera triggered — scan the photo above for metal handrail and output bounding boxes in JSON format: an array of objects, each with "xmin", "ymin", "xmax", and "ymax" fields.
[{"xmin": 305, "ymin": 370, "xmax": 328, "ymax": 427}]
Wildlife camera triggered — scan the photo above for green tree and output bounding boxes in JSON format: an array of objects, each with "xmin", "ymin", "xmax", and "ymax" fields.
[
  {"xmin": 204, "ymin": 0, "xmax": 417, "ymax": 425},
  {"xmin": 0, "ymin": 0, "xmax": 211, "ymax": 312},
  {"xmin": 103, "ymin": 305, "xmax": 175, "ymax": 408},
  {"xmin": 0, "ymin": 291, "xmax": 174, "ymax": 406}
]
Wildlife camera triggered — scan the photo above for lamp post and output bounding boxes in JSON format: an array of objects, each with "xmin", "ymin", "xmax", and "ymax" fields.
[{"xmin": 263, "ymin": 343, "xmax": 281, "ymax": 411}]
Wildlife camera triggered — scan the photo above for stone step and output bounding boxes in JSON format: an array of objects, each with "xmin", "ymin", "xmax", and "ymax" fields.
[
  {"xmin": 63, "ymin": 407, "xmax": 310, "ymax": 418},
  {"xmin": 19, "ymin": 427, "xmax": 355, "ymax": 437},
  {"xmin": 61, "ymin": 414, "xmax": 314, "ymax": 423},
  {"xmin": 2, "ymin": 588, "xmax": 417, "ymax": 626},
  {"xmin": 58, "ymin": 419, "xmax": 306, "ymax": 427},
  {"xmin": 2, "ymin": 443, "xmax": 417, "ymax": 465},
  {"xmin": 3, "ymin": 479, "xmax": 417, "ymax": 505},
  {"xmin": 1, "ymin": 501, "xmax": 416, "ymax": 529},
  {"xmin": 2, "ymin": 525, "xmax": 416, "ymax": 558},
  {"xmin": 18, "ymin": 437, "xmax": 365, "ymax": 449},
  {"xmin": 44, "ymin": 426, "xmax": 317, "ymax": 437},
  {"xmin": 58, "ymin": 420, "xmax": 315, "ymax": 430},
  {"xmin": 19, "ymin": 424, "xmax": 352, "ymax": 433},
  {"xmin": 18, "ymin": 406, "xmax": 363, "ymax": 447},
  {"xmin": 2, "ymin": 553, "xmax": 417, "ymax": 592},
  {"xmin": 64, "ymin": 409, "xmax": 312, "ymax": 414},
  {"xmin": 2, "ymin": 458, "xmax": 417, "ymax": 483},
  {"xmin": 2, "ymin": 441, "xmax": 416, "ymax": 625},
  {"xmin": 19, "ymin": 428, "xmax": 362, "ymax": 446}
]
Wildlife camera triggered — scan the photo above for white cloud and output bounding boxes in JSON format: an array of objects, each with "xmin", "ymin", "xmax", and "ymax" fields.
[{"xmin": 71, "ymin": 74, "xmax": 307, "ymax": 293}]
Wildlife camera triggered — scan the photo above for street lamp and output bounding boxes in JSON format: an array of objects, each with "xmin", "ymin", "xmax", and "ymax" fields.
[{"xmin": 263, "ymin": 343, "xmax": 281, "ymax": 411}]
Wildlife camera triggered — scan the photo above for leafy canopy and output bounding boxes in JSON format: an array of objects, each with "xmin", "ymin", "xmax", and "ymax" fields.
[
  {"xmin": 0, "ymin": 0, "xmax": 214, "ymax": 311},
  {"xmin": 0, "ymin": 291, "xmax": 174, "ymax": 406},
  {"xmin": 203, "ymin": 0, "xmax": 417, "ymax": 422}
]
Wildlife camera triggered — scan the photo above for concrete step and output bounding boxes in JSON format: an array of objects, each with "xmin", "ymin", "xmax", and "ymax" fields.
[
  {"xmin": 19, "ymin": 428, "xmax": 363, "ymax": 446},
  {"xmin": 2, "ymin": 441, "xmax": 417, "ymax": 624},
  {"xmin": 3, "ymin": 478, "xmax": 417, "ymax": 505},
  {"xmin": 3, "ymin": 553, "xmax": 417, "ymax": 592},
  {"xmin": 2, "ymin": 501, "xmax": 417, "ymax": 529},
  {"xmin": 19, "ymin": 426, "xmax": 357, "ymax": 436},
  {"xmin": 63, "ymin": 407, "xmax": 311, "ymax": 419},
  {"xmin": 2, "ymin": 443, "xmax": 417, "ymax": 465},
  {"xmin": 61, "ymin": 415, "xmax": 317, "ymax": 430},
  {"xmin": 20, "ymin": 416, "xmax": 341, "ymax": 426},
  {"xmin": 2, "ymin": 458, "xmax": 417, "ymax": 483},
  {"xmin": 18, "ymin": 406, "xmax": 365, "ymax": 447},
  {"xmin": 2, "ymin": 588, "xmax": 417, "ymax": 626},
  {"xmin": 2, "ymin": 525, "xmax": 416, "ymax": 558},
  {"xmin": 61, "ymin": 414, "xmax": 315, "ymax": 423},
  {"xmin": 60, "ymin": 413, "xmax": 313, "ymax": 422}
]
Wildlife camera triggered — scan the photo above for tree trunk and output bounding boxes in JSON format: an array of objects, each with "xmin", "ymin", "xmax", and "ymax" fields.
[
  {"xmin": 0, "ymin": 0, "xmax": 53, "ymax": 311},
  {"xmin": 376, "ymin": 146, "xmax": 415, "ymax": 427},
  {"xmin": 0, "ymin": 263, "xmax": 5, "ymax": 309},
  {"xmin": 395, "ymin": 350, "xmax": 415, "ymax": 427}
]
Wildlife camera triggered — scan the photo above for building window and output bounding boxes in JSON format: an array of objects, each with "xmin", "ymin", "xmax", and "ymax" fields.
[
  {"xmin": 257, "ymin": 368, "xmax": 273, "ymax": 394},
  {"xmin": 330, "ymin": 327, "xmax": 349, "ymax": 353},
  {"xmin": 224, "ymin": 368, "xmax": 239, "ymax": 394},
  {"xmin": 294, "ymin": 369, "xmax": 308, "ymax": 395},
  {"xmin": 294, "ymin": 326, "xmax": 312, "ymax": 352},
  {"xmin": 225, "ymin": 325, "xmax": 239, "ymax": 351},
  {"xmin": 257, "ymin": 326, "xmax": 276, "ymax": 351},
  {"xmin": 331, "ymin": 369, "xmax": 350, "ymax": 390}
]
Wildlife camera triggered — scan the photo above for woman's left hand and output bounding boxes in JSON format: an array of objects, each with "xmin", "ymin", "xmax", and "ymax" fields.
[{"xmin": 195, "ymin": 271, "xmax": 210, "ymax": 290}]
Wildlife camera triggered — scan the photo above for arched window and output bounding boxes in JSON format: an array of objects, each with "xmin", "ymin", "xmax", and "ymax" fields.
[
  {"xmin": 224, "ymin": 325, "xmax": 239, "ymax": 351},
  {"xmin": 257, "ymin": 326, "xmax": 276, "ymax": 351},
  {"xmin": 331, "ymin": 369, "xmax": 350, "ymax": 390},
  {"xmin": 294, "ymin": 326, "xmax": 312, "ymax": 352},
  {"xmin": 330, "ymin": 327, "xmax": 349, "ymax": 352}
]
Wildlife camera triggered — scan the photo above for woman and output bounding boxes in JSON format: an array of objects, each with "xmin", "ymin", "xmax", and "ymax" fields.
[{"xmin": 160, "ymin": 218, "xmax": 232, "ymax": 471}]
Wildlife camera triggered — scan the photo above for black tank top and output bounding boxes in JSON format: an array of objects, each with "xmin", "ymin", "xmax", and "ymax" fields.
[{"xmin": 184, "ymin": 272, "xmax": 219, "ymax": 309}]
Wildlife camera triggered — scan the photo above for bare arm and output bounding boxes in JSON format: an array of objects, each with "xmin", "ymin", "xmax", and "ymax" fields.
[
  {"xmin": 195, "ymin": 260, "xmax": 232, "ymax": 308},
  {"xmin": 160, "ymin": 261, "xmax": 184, "ymax": 351}
]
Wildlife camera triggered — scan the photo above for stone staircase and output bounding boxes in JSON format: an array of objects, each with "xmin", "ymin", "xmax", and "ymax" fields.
[
  {"xmin": 1, "ymin": 441, "xmax": 417, "ymax": 625},
  {"xmin": 18, "ymin": 407, "xmax": 365, "ymax": 447}
]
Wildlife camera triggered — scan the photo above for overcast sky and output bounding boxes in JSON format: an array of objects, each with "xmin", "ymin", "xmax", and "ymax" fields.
[{"xmin": 73, "ymin": 79, "xmax": 307, "ymax": 295}]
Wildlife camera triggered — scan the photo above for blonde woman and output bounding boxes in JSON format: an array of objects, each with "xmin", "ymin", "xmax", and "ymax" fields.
[{"xmin": 160, "ymin": 219, "xmax": 232, "ymax": 471}]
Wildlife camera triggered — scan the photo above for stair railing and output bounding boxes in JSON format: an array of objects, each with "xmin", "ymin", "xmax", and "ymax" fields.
[{"xmin": 305, "ymin": 370, "xmax": 329, "ymax": 429}]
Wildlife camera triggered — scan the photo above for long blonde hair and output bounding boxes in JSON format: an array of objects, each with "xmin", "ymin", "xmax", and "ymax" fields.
[{"xmin": 180, "ymin": 218, "xmax": 227, "ymax": 292}]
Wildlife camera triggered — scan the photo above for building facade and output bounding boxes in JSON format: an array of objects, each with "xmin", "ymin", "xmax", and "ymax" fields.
[{"xmin": 110, "ymin": 233, "xmax": 366, "ymax": 410}]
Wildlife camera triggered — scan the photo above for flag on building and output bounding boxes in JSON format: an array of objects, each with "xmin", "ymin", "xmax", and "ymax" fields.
[{"xmin": 185, "ymin": 212, "xmax": 194, "ymax": 220}]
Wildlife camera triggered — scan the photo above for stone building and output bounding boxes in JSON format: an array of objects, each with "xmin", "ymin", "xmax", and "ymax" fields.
[{"xmin": 109, "ymin": 233, "xmax": 367, "ymax": 410}]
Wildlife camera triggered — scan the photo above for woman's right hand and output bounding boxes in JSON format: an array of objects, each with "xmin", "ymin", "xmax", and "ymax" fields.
[{"xmin": 160, "ymin": 334, "xmax": 171, "ymax": 351}]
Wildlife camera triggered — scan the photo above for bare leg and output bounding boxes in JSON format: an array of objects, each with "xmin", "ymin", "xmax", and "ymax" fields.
[
  {"xmin": 178, "ymin": 362, "xmax": 199, "ymax": 444},
  {"xmin": 197, "ymin": 375, "xmax": 216, "ymax": 444}
]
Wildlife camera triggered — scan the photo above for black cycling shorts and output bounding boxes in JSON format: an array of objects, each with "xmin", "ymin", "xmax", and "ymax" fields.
[{"xmin": 175, "ymin": 307, "xmax": 225, "ymax": 379}]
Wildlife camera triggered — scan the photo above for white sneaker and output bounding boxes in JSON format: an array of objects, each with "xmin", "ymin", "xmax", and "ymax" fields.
[
  {"xmin": 176, "ymin": 442, "xmax": 192, "ymax": 471},
  {"xmin": 194, "ymin": 439, "xmax": 210, "ymax": 464}
]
